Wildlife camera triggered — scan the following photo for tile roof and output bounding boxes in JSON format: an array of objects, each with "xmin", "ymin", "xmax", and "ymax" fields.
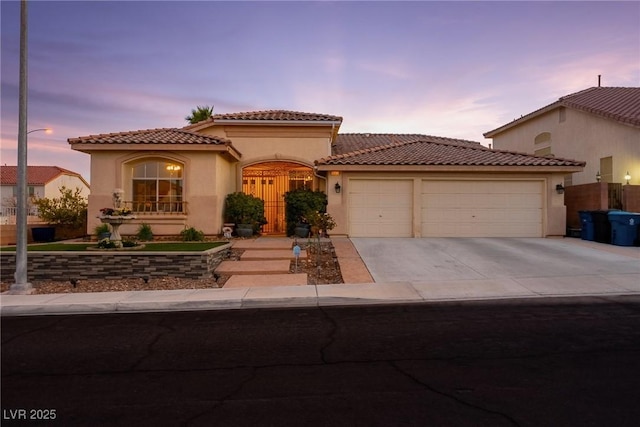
[
  {"xmin": 485, "ymin": 86, "xmax": 640, "ymax": 136},
  {"xmin": 316, "ymin": 139, "xmax": 586, "ymax": 167},
  {"xmin": 334, "ymin": 133, "xmax": 480, "ymax": 155},
  {"xmin": 559, "ymin": 87, "xmax": 640, "ymax": 127},
  {"xmin": 182, "ymin": 110, "xmax": 343, "ymax": 129},
  {"xmin": 1, "ymin": 166, "xmax": 83, "ymax": 186},
  {"xmin": 68, "ymin": 128, "xmax": 232, "ymax": 145},
  {"xmin": 213, "ymin": 110, "xmax": 343, "ymax": 122}
]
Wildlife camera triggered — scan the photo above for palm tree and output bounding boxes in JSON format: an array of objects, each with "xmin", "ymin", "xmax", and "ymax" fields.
[{"xmin": 185, "ymin": 105, "xmax": 214, "ymax": 124}]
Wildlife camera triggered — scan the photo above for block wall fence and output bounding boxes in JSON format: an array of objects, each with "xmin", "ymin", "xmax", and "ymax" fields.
[{"xmin": 0, "ymin": 243, "xmax": 231, "ymax": 282}]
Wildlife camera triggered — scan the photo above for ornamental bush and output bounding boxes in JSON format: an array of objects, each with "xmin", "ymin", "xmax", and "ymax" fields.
[
  {"xmin": 223, "ymin": 192, "xmax": 267, "ymax": 232},
  {"xmin": 284, "ymin": 189, "xmax": 327, "ymax": 236},
  {"xmin": 33, "ymin": 186, "xmax": 88, "ymax": 228}
]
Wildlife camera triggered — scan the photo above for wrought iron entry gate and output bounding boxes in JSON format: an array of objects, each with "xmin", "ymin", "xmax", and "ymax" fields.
[{"xmin": 242, "ymin": 162, "xmax": 313, "ymax": 234}]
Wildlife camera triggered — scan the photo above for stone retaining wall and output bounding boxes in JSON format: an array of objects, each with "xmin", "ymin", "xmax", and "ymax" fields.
[{"xmin": 0, "ymin": 244, "xmax": 231, "ymax": 282}]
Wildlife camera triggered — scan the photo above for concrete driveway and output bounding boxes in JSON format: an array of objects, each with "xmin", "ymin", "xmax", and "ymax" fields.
[{"xmin": 351, "ymin": 238, "xmax": 640, "ymax": 298}]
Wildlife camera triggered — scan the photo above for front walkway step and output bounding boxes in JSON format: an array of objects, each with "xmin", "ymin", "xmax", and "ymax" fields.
[
  {"xmin": 232, "ymin": 239, "xmax": 292, "ymax": 250},
  {"xmin": 241, "ymin": 249, "xmax": 307, "ymax": 261},
  {"xmin": 215, "ymin": 260, "xmax": 291, "ymax": 275},
  {"xmin": 224, "ymin": 273, "xmax": 308, "ymax": 288}
]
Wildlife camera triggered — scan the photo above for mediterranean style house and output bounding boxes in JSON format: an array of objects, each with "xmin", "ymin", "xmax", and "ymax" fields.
[
  {"xmin": 69, "ymin": 110, "xmax": 584, "ymax": 238},
  {"xmin": 0, "ymin": 165, "xmax": 90, "ymax": 221},
  {"xmin": 484, "ymin": 86, "xmax": 640, "ymax": 187}
]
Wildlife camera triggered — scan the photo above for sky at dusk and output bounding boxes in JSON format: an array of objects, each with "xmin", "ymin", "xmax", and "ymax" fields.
[{"xmin": 1, "ymin": 0, "xmax": 639, "ymax": 183}]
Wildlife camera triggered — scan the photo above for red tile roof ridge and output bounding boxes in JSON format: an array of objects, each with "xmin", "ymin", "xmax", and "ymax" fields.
[
  {"xmin": 68, "ymin": 128, "xmax": 232, "ymax": 145},
  {"xmin": 339, "ymin": 132, "xmax": 481, "ymax": 145},
  {"xmin": 485, "ymin": 86, "xmax": 640, "ymax": 136},
  {"xmin": 213, "ymin": 109, "xmax": 343, "ymax": 120},
  {"xmin": 1, "ymin": 165, "xmax": 86, "ymax": 185},
  {"xmin": 316, "ymin": 137, "xmax": 586, "ymax": 166}
]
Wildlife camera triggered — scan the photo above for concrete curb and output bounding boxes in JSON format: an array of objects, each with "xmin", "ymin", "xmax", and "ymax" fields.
[{"xmin": 2, "ymin": 278, "xmax": 639, "ymax": 317}]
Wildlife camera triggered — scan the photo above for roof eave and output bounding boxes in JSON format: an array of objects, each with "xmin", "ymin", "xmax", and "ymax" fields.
[
  {"xmin": 70, "ymin": 143, "xmax": 237, "ymax": 153},
  {"xmin": 316, "ymin": 164, "xmax": 584, "ymax": 173},
  {"xmin": 484, "ymin": 101, "xmax": 561, "ymax": 138}
]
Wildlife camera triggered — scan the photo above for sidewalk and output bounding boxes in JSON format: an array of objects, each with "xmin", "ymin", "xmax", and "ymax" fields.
[{"xmin": 1, "ymin": 237, "xmax": 639, "ymax": 316}]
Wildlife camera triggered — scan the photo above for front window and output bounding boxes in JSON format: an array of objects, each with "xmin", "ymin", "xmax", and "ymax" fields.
[{"xmin": 132, "ymin": 161, "xmax": 183, "ymax": 212}]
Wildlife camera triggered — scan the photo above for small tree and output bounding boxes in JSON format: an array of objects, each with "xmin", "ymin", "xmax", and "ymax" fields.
[{"xmin": 33, "ymin": 186, "xmax": 87, "ymax": 228}]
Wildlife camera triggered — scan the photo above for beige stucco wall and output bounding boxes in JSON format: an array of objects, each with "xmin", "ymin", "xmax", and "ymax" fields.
[
  {"xmin": 45, "ymin": 175, "xmax": 90, "ymax": 199},
  {"xmin": 326, "ymin": 171, "xmax": 569, "ymax": 238},
  {"xmin": 201, "ymin": 125, "xmax": 333, "ymax": 169},
  {"xmin": 86, "ymin": 150, "xmax": 236, "ymax": 237},
  {"xmin": 490, "ymin": 108, "xmax": 640, "ymax": 186}
]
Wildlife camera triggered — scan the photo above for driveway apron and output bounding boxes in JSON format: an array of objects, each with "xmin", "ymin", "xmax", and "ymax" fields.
[{"xmin": 350, "ymin": 238, "xmax": 640, "ymax": 284}]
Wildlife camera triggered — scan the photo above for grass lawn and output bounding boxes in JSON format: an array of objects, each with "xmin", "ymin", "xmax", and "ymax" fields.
[{"xmin": 0, "ymin": 242, "xmax": 227, "ymax": 252}]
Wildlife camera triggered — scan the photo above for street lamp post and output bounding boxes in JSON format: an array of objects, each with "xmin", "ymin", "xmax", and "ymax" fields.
[
  {"xmin": 10, "ymin": 0, "xmax": 32, "ymax": 294},
  {"xmin": 11, "ymin": 126, "xmax": 52, "ymax": 294}
]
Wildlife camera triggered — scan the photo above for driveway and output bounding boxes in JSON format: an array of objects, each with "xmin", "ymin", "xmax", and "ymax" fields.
[{"xmin": 350, "ymin": 238, "xmax": 640, "ymax": 296}]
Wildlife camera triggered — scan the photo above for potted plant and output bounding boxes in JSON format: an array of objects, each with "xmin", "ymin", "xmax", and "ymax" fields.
[
  {"xmin": 223, "ymin": 192, "xmax": 267, "ymax": 237},
  {"xmin": 284, "ymin": 189, "xmax": 327, "ymax": 237},
  {"xmin": 95, "ymin": 223, "xmax": 111, "ymax": 241}
]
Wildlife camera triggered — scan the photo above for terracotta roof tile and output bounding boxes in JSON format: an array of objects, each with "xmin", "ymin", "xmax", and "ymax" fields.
[
  {"xmin": 213, "ymin": 109, "xmax": 343, "ymax": 122},
  {"xmin": 68, "ymin": 128, "xmax": 232, "ymax": 145},
  {"xmin": 316, "ymin": 139, "xmax": 586, "ymax": 167},
  {"xmin": 182, "ymin": 110, "xmax": 344, "ymax": 129},
  {"xmin": 559, "ymin": 87, "xmax": 640, "ymax": 127},
  {"xmin": 485, "ymin": 86, "xmax": 640, "ymax": 136},
  {"xmin": 1, "ymin": 166, "xmax": 83, "ymax": 185},
  {"xmin": 334, "ymin": 133, "xmax": 480, "ymax": 155}
]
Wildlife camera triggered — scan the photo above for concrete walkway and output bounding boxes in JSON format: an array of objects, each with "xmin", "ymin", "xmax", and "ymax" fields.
[{"xmin": 1, "ymin": 237, "xmax": 639, "ymax": 316}]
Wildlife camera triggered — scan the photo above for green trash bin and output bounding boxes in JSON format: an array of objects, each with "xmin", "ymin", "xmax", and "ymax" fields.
[{"xmin": 608, "ymin": 211, "xmax": 640, "ymax": 246}]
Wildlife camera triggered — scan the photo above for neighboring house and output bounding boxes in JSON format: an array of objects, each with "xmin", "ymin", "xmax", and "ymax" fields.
[
  {"xmin": 0, "ymin": 166, "xmax": 90, "ymax": 219},
  {"xmin": 69, "ymin": 110, "xmax": 584, "ymax": 238},
  {"xmin": 484, "ymin": 86, "xmax": 640, "ymax": 187}
]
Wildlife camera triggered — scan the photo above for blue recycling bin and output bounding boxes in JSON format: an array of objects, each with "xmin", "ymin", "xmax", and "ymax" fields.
[
  {"xmin": 608, "ymin": 211, "xmax": 640, "ymax": 246},
  {"xmin": 578, "ymin": 211, "xmax": 594, "ymax": 241}
]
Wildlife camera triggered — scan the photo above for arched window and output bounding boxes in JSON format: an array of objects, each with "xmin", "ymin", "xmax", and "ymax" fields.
[
  {"xmin": 534, "ymin": 132, "xmax": 553, "ymax": 157},
  {"xmin": 132, "ymin": 160, "xmax": 183, "ymax": 212}
]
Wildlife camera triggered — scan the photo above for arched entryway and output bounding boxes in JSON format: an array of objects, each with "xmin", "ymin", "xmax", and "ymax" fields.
[{"xmin": 242, "ymin": 161, "xmax": 314, "ymax": 234}]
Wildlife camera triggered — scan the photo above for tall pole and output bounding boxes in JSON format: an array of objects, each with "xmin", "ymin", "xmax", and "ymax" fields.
[{"xmin": 11, "ymin": 0, "xmax": 32, "ymax": 294}]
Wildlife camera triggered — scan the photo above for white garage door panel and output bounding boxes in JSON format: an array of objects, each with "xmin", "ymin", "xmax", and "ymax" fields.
[
  {"xmin": 421, "ymin": 180, "xmax": 543, "ymax": 237},
  {"xmin": 349, "ymin": 179, "xmax": 413, "ymax": 237}
]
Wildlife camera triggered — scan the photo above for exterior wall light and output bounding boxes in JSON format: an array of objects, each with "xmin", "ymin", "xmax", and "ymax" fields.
[
  {"xmin": 334, "ymin": 182, "xmax": 341, "ymax": 193},
  {"xmin": 625, "ymin": 171, "xmax": 631, "ymax": 185},
  {"xmin": 555, "ymin": 184, "xmax": 565, "ymax": 194},
  {"xmin": 596, "ymin": 171, "xmax": 601, "ymax": 182}
]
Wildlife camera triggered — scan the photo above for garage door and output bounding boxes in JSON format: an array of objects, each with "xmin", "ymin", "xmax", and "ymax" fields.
[
  {"xmin": 421, "ymin": 180, "xmax": 543, "ymax": 237},
  {"xmin": 349, "ymin": 179, "xmax": 413, "ymax": 237}
]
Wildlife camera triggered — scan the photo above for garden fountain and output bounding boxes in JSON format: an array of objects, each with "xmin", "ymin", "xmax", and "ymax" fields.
[{"xmin": 98, "ymin": 188, "xmax": 136, "ymax": 248}]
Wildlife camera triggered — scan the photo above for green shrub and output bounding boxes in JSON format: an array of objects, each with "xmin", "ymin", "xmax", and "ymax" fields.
[
  {"xmin": 284, "ymin": 189, "xmax": 327, "ymax": 236},
  {"xmin": 223, "ymin": 192, "xmax": 267, "ymax": 233},
  {"xmin": 33, "ymin": 186, "xmax": 88, "ymax": 228},
  {"xmin": 122, "ymin": 239, "xmax": 138, "ymax": 247},
  {"xmin": 180, "ymin": 226, "xmax": 205, "ymax": 241},
  {"xmin": 97, "ymin": 239, "xmax": 117, "ymax": 249},
  {"xmin": 136, "ymin": 223, "xmax": 154, "ymax": 241},
  {"xmin": 94, "ymin": 223, "xmax": 111, "ymax": 237}
]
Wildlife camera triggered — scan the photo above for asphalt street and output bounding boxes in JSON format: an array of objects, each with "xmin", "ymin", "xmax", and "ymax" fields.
[{"xmin": 2, "ymin": 296, "xmax": 640, "ymax": 426}]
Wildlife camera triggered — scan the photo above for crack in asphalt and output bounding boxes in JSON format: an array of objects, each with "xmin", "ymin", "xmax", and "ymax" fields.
[
  {"xmin": 0, "ymin": 316, "xmax": 66, "ymax": 346},
  {"xmin": 317, "ymin": 305, "xmax": 339, "ymax": 364},
  {"xmin": 389, "ymin": 360, "xmax": 522, "ymax": 427},
  {"xmin": 181, "ymin": 367, "xmax": 257, "ymax": 427},
  {"xmin": 126, "ymin": 317, "xmax": 178, "ymax": 371}
]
